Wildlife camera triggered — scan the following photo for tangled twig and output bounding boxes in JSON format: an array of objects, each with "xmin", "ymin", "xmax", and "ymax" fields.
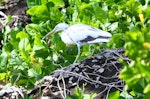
[{"xmin": 39, "ymin": 48, "xmax": 130, "ymax": 99}]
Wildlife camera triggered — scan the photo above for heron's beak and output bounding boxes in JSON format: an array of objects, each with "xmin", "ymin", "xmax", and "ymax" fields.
[{"xmin": 42, "ymin": 28, "xmax": 57, "ymax": 40}]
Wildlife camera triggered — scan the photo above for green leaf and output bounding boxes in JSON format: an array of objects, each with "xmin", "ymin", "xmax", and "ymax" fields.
[
  {"xmin": 143, "ymin": 92, "xmax": 150, "ymax": 99},
  {"xmin": 19, "ymin": 38, "xmax": 29, "ymax": 50},
  {"xmin": 35, "ymin": 65, "xmax": 42, "ymax": 74},
  {"xmin": 110, "ymin": 33, "xmax": 125, "ymax": 48},
  {"xmin": 27, "ymin": 0, "xmax": 42, "ymax": 8},
  {"xmin": 20, "ymin": 50, "xmax": 30, "ymax": 61},
  {"xmin": 120, "ymin": 65, "xmax": 141, "ymax": 87},
  {"xmin": 33, "ymin": 47, "xmax": 49, "ymax": 59},
  {"xmin": 0, "ymin": 73, "xmax": 6, "ymax": 81},
  {"xmin": 72, "ymin": 10, "xmax": 78, "ymax": 22},
  {"xmin": 48, "ymin": 0, "xmax": 64, "ymax": 7},
  {"xmin": 78, "ymin": 3, "xmax": 93, "ymax": 23},
  {"xmin": 10, "ymin": 50, "xmax": 23, "ymax": 66},
  {"xmin": 108, "ymin": 91, "xmax": 120, "ymax": 99},
  {"xmin": 4, "ymin": 15, "xmax": 12, "ymax": 25},
  {"xmin": 16, "ymin": 32, "xmax": 29, "ymax": 40},
  {"xmin": 7, "ymin": 15, "xmax": 12, "ymax": 23},
  {"xmin": 120, "ymin": 91, "xmax": 133, "ymax": 99},
  {"xmin": 25, "ymin": 24, "xmax": 41, "ymax": 36},
  {"xmin": 109, "ymin": 22, "xmax": 119, "ymax": 31},
  {"xmin": 0, "ymin": 51, "xmax": 8, "ymax": 70},
  {"xmin": 145, "ymin": 7, "xmax": 150, "ymax": 19},
  {"xmin": 144, "ymin": 84, "xmax": 150, "ymax": 94},
  {"xmin": 49, "ymin": 7, "xmax": 63, "ymax": 21},
  {"xmin": 84, "ymin": 93, "xmax": 97, "ymax": 99},
  {"xmin": 27, "ymin": 5, "xmax": 50, "ymax": 23},
  {"xmin": 65, "ymin": 95, "xmax": 78, "ymax": 99},
  {"xmin": 74, "ymin": 87, "xmax": 84, "ymax": 99},
  {"xmin": 92, "ymin": 2, "xmax": 107, "ymax": 23},
  {"xmin": 34, "ymin": 35, "xmax": 43, "ymax": 47},
  {"xmin": 28, "ymin": 68, "xmax": 38, "ymax": 77}
]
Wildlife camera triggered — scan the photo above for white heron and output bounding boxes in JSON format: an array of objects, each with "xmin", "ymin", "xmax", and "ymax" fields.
[{"xmin": 43, "ymin": 23, "xmax": 112, "ymax": 63}]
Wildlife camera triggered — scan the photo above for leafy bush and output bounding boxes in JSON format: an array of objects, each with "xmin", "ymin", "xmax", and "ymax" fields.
[{"xmin": 0, "ymin": 0, "xmax": 150, "ymax": 98}]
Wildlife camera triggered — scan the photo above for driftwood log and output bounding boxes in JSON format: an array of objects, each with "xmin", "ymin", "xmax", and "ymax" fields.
[{"xmin": 0, "ymin": 48, "xmax": 130, "ymax": 99}]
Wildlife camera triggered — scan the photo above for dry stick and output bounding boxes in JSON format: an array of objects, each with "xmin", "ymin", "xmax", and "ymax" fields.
[
  {"xmin": 106, "ymin": 86, "xmax": 113, "ymax": 99},
  {"xmin": 84, "ymin": 61, "xmax": 122, "ymax": 80},
  {"xmin": 97, "ymin": 86, "xmax": 109, "ymax": 96},
  {"xmin": 42, "ymin": 83, "xmax": 53, "ymax": 97},
  {"xmin": 0, "ymin": 11, "xmax": 7, "ymax": 33},
  {"xmin": 108, "ymin": 80, "xmax": 124, "ymax": 85},
  {"xmin": 82, "ymin": 71, "xmax": 90, "ymax": 78},
  {"xmin": 0, "ymin": 12, "xmax": 20, "ymax": 33},
  {"xmin": 52, "ymin": 85, "xmax": 71, "ymax": 93},
  {"xmin": 110, "ymin": 60, "xmax": 121, "ymax": 72},
  {"xmin": 107, "ymin": 61, "xmax": 122, "ymax": 65},
  {"xmin": 60, "ymin": 74, "xmax": 67, "ymax": 98},
  {"xmin": 114, "ymin": 86, "xmax": 124, "ymax": 92},
  {"xmin": 86, "ymin": 72, "xmax": 118, "ymax": 79},
  {"xmin": 52, "ymin": 60, "xmax": 63, "ymax": 68},
  {"xmin": 112, "ymin": 50, "xmax": 125, "ymax": 59},
  {"xmin": 10, "ymin": 86, "xmax": 24, "ymax": 99},
  {"xmin": 57, "ymin": 76, "xmax": 65, "ymax": 99},
  {"xmin": 84, "ymin": 65, "xmax": 94, "ymax": 69},
  {"xmin": 101, "ymin": 59, "xmax": 109, "ymax": 68},
  {"xmin": 112, "ymin": 50, "xmax": 131, "ymax": 62},
  {"xmin": 0, "ymin": 11, "xmax": 7, "ymax": 18},
  {"xmin": 56, "ymin": 70, "xmax": 124, "ymax": 88}
]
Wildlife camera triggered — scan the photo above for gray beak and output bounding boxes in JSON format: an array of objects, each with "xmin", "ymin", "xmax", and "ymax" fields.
[{"xmin": 42, "ymin": 28, "xmax": 57, "ymax": 40}]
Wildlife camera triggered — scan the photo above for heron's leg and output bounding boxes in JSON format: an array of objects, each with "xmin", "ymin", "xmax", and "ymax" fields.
[
  {"xmin": 73, "ymin": 43, "xmax": 81, "ymax": 64},
  {"xmin": 91, "ymin": 44, "xmax": 96, "ymax": 55}
]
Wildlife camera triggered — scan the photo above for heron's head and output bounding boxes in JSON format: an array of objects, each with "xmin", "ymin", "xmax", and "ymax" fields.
[{"xmin": 43, "ymin": 23, "xmax": 69, "ymax": 39}]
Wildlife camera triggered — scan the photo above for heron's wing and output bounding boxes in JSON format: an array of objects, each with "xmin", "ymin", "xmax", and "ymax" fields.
[{"xmin": 65, "ymin": 24, "xmax": 112, "ymax": 45}]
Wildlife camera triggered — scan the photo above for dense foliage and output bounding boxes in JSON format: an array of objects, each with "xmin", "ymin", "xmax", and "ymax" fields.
[{"xmin": 0, "ymin": 0, "xmax": 150, "ymax": 98}]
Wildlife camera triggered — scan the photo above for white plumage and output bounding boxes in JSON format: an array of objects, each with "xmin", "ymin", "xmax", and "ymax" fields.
[{"xmin": 43, "ymin": 23, "xmax": 112, "ymax": 63}]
